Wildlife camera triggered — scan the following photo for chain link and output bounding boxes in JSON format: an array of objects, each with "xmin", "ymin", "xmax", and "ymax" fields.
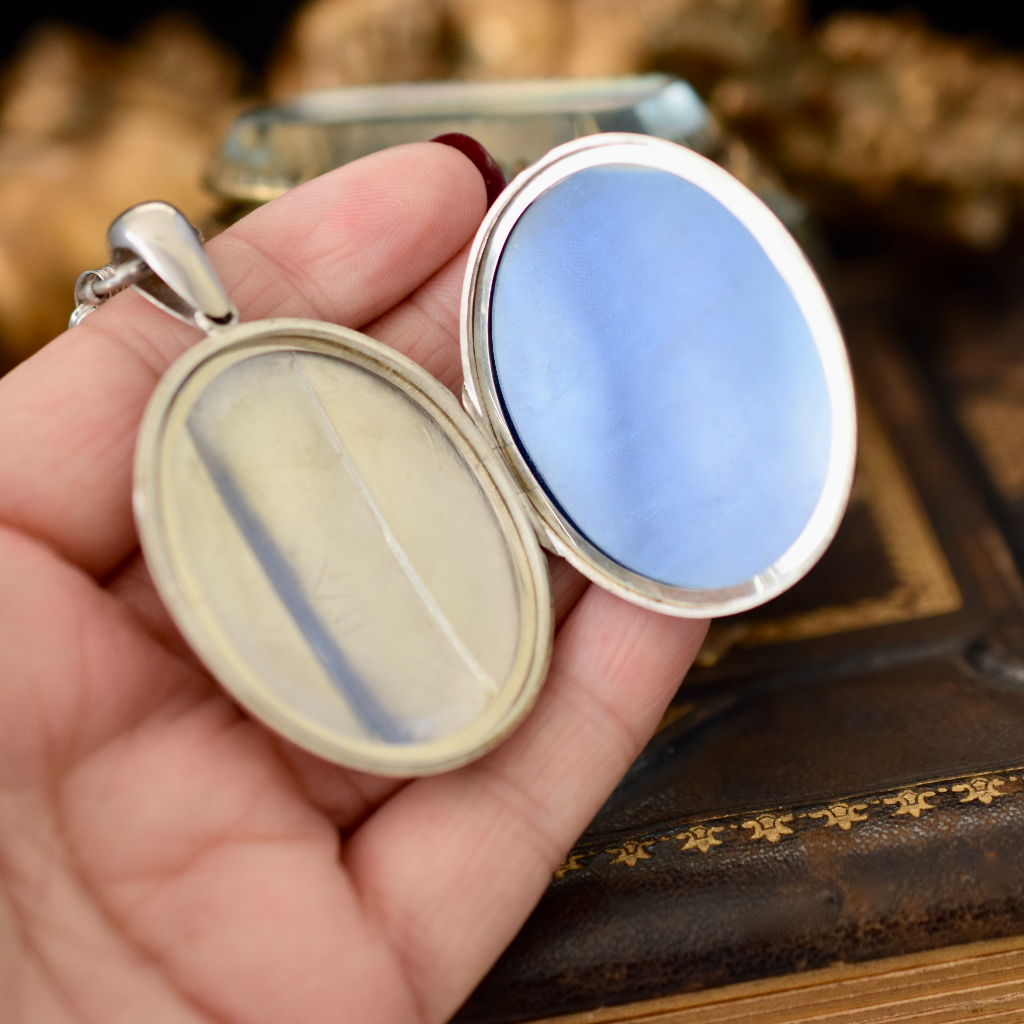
[{"xmin": 69, "ymin": 257, "xmax": 150, "ymax": 328}]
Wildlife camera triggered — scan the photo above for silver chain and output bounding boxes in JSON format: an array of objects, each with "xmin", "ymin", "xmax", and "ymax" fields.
[{"xmin": 69, "ymin": 257, "xmax": 150, "ymax": 328}]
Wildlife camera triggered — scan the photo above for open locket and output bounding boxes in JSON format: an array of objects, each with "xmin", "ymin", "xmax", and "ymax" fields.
[{"xmin": 80, "ymin": 134, "xmax": 856, "ymax": 775}]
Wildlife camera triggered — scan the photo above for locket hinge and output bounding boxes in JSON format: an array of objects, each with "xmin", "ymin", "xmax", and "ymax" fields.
[{"xmin": 70, "ymin": 201, "xmax": 239, "ymax": 335}]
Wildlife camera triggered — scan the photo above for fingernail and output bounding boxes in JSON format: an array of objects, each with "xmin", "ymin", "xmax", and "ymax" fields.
[{"xmin": 431, "ymin": 133, "xmax": 506, "ymax": 209}]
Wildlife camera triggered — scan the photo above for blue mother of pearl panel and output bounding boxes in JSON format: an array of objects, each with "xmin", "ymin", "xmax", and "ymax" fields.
[{"xmin": 490, "ymin": 164, "xmax": 832, "ymax": 591}]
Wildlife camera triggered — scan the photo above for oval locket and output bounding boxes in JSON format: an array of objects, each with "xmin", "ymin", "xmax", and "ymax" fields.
[
  {"xmin": 136, "ymin": 321, "xmax": 552, "ymax": 775},
  {"xmin": 463, "ymin": 134, "xmax": 856, "ymax": 615},
  {"xmin": 118, "ymin": 133, "xmax": 855, "ymax": 775}
]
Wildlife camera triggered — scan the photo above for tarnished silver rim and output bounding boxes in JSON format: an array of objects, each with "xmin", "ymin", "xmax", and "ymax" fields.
[
  {"xmin": 134, "ymin": 318, "xmax": 552, "ymax": 775},
  {"xmin": 461, "ymin": 133, "xmax": 857, "ymax": 618}
]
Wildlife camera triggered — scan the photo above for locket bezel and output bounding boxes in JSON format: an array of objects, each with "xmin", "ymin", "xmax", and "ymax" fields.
[
  {"xmin": 461, "ymin": 133, "xmax": 857, "ymax": 618},
  {"xmin": 134, "ymin": 317, "xmax": 552, "ymax": 775}
]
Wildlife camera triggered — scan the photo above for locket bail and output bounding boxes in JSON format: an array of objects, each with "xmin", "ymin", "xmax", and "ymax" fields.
[{"xmin": 71, "ymin": 201, "xmax": 239, "ymax": 334}]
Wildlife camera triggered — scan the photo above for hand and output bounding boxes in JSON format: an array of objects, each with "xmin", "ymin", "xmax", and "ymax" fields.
[{"xmin": 0, "ymin": 143, "xmax": 707, "ymax": 1024}]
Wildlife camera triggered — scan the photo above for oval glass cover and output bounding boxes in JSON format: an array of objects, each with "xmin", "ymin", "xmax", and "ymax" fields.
[
  {"xmin": 135, "ymin": 320, "xmax": 550, "ymax": 774},
  {"xmin": 462, "ymin": 134, "xmax": 856, "ymax": 617}
]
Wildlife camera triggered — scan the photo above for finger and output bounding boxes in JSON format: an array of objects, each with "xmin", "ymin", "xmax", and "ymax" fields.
[
  {"xmin": 360, "ymin": 236, "xmax": 470, "ymax": 393},
  {"xmin": 277, "ymin": 743, "xmax": 410, "ymax": 834},
  {"xmin": 58, "ymin": 687, "xmax": 423, "ymax": 1024},
  {"xmin": 104, "ymin": 551, "xmax": 201, "ymax": 666},
  {"xmin": 548, "ymin": 556, "xmax": 590, "ymax": 628},
  {"xmin": 0, "ymin": 526, "xmax": 213, "ymax": 781},
  {"xmin": 0, "ymin": 142, "xmax": 487, "ymax": 578},
  {"xmin": 345, "ymin": 592, "xmax": 708, "ymax": 1022}
]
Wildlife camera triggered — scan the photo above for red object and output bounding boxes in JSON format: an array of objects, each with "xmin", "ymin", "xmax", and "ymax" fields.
[{"xmin": 431, "ymin": 133, "xmax": 506, "ymax": 209}]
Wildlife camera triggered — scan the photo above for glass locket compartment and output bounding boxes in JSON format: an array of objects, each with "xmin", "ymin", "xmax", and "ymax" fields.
[
  {"xmin": 135, "ymin": 320, "xmax": 552, "ymax": 775},
  {"xmin": 462, "ymin": 134, "xmax": 857, "ymax": 617}
]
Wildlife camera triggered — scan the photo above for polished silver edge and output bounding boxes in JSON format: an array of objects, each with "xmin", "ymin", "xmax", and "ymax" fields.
[
  {"xmin": 461, "ymin": 133, "xmax": 857, "ymax": 618},
  {"xmin": 290, "ymin": 74, "xmax": 677, "ymax": 121},
  {"xmin": 135, "ymin": 318, "xmax": 552, "ymax": 775},
  {"xmin": 108, "ymin": 201, "xmax": 239, "ymax": 333}
]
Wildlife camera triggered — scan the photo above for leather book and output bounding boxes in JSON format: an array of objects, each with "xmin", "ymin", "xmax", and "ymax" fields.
[{"xmin": 454, "ymin": 243, "xmax": 1024, "ymax": 1024}]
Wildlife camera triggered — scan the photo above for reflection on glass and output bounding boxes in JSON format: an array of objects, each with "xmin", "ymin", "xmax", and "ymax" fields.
[
  {"xmin": 491, "ymin": 165, "xmax": 832, "ymax": 591},
  {"xmin": 169, "ymin": 350, "xmax": 521, "ymax": 745}
]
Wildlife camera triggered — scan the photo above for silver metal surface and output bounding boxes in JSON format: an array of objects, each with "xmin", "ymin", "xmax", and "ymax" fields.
[
  {"xmin": 70, "ymin": 265, "xmax": 118, "ymax": 327},
  {"xmin": 107, "ymin": 202, "xmax": 238, "ymax": 332},
  {"xmin": 70, "ymin": 263, "xmax": 147, "ymax": 327},
  {"xmin": 69, "ymin": 202, "xmax": 238, "ymax": 333},
  {"xmin": 135, "ymin": 318, "xmax": 551, "ymax": 775},
  {"xmin": 461, "ymin": 133, "xmax": 857, "ymax": 618},
  {"xmin": 207, "ymin": 75, "xmax": 719, "ymax": 204}
]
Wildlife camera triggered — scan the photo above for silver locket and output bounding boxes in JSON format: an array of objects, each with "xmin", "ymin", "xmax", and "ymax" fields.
[{"xmin": 75, "ymin": 134, "xmax": 856, "ymax": 776}]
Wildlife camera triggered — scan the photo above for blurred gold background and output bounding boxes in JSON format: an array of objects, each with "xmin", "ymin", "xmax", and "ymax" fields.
[{"xmin": 3, "ymin": 0, "xmax": 1024, "ymax": 365}]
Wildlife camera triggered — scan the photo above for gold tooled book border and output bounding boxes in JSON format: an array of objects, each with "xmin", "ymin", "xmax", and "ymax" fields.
[{"xmin": 557, "ymin": 766, "xmax": 1024, "ymax": 877}]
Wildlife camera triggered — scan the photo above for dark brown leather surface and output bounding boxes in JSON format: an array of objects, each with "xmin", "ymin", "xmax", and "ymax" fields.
[{"xmin": 455, "ymin": 245, "xmax": 1024, "ymax": 1024}]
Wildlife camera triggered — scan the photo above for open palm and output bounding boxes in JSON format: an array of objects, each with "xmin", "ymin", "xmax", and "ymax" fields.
[{"xmin": 0, "ymin": 143, "xmax": 707, "ymax": 1023}]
